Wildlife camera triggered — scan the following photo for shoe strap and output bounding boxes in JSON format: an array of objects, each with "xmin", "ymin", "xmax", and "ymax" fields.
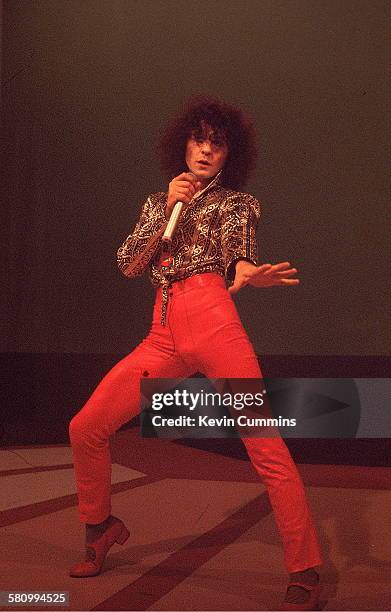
[
  {"xmin": 85, "ymin": 546, "xmax": 97, "ymax": 561},
  {"xmin": 287, "ymin": 581, "xmax": 318, "ymax": 592}
]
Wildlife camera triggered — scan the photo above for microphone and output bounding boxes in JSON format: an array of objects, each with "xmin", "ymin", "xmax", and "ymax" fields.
[
  {"xmin": 162, "ymin": 201, "xmax": 184, "ymax": 243},
  {"xmin": 162, "ymin": 172, "xmax": 199, "ymax": 243}
]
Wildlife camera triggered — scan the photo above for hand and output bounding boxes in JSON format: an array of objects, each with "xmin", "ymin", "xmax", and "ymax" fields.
[
  {"xmin": 228, "ymin": 260, "xmax": 300, "ymax": 294},
  {"xmin": 165, "ymin": 172, "xmax": 202, "ymax": 219}
]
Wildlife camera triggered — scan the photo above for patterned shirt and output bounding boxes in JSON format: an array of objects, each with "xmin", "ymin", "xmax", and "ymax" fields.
[{"xmin": 117, "ymin": 171, "xmax": 261, "ymax": 324}]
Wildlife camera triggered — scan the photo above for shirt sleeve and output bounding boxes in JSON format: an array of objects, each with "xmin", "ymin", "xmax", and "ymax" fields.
[
  {"xmin": 220, "ymin": 193, "xmax": 261, "ymax": 282},
  {"xmin": 117, "ymin": 194, "xmax": 167, "ymax": 278}
]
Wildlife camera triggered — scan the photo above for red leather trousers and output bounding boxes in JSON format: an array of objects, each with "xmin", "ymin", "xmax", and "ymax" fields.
[{"xmin": 69, "ymin": 272, "xmax": 322, "ymax": 572}]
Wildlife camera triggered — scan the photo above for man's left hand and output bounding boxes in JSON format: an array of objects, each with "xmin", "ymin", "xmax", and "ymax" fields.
[{"xmin": 228, "ymin": 260, "xmax": 300, "ymax": 294}]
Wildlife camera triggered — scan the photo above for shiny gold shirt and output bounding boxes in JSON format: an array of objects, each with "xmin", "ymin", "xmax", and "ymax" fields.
[{"xmin": 117, "ymin": 172, "xmax": 261, "ymax": 324}]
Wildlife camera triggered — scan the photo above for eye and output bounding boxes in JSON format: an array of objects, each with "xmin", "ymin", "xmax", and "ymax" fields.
[
  {"xmin": 211, "ymin": 133, "xmax": 227, "ymax": 147},
  {"xmin": 191, "ymin": 134, "xmax": 203, "ymax": 144}
]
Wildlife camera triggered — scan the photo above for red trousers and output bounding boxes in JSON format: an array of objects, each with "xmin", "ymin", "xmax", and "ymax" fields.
[{"xmin": 69, "ymin": 273, "xmax": 322, "ymax": 572}]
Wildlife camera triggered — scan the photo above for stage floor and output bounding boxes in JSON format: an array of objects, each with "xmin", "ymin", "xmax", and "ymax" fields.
[{"xmin": 1, "ymin": 430, "xmax": 391, "ymax": 611}]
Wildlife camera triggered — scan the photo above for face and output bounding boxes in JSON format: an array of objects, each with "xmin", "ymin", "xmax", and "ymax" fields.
[{"xmin": 185, "ymin": 121, "xmax": 229, "ymax": 187}]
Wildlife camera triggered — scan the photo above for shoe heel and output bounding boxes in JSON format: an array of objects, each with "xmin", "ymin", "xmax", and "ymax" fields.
[{"xmin": 116, "ymin": 525, "xmax": 130, "ymax": 545}]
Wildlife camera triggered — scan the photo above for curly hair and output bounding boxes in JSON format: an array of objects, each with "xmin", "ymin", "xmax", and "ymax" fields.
[{"xmin": 157, "ymin": 95, "xmax": 258, "ymax": 191}]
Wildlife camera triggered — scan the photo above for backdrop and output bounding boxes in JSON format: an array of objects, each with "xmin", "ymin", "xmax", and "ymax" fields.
[{"xmin": 2, "ymin": 0, "xmax": 390, "ymax": 355}]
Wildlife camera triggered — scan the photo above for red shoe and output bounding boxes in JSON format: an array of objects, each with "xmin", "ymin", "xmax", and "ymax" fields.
[
  {"xmin": 69, "ymin": 516, "xmax": 130, "ymax": 578},
  {"xmin": 280, "ymin": 581, "xmax": 321, "ymax": 611}
]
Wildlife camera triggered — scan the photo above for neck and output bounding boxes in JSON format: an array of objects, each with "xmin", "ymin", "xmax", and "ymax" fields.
[
  {"xmin": 198, "ymin": 177, "xmax": 213, "ymax": 189},
  {"xmin": 197, "ymin": 170, "xmax": 222, "ymax": 191}
]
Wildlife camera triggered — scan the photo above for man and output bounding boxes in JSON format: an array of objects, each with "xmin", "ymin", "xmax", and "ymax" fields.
[{"xmin": 69, "ymin": 96, "xmax": 322, "ymax": 610}]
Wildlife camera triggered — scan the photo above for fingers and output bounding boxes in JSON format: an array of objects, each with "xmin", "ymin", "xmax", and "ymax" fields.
[
  {"xmin": 177, "ymin": 172, "xmax": 200, "ymax": 185},
  {"xmin": 280, "ymin": 278, "xmax": 300, "ymax": 285},
  {"xmin": 247, "ymin": 261, "xmax": 300, "ymax": 288},
  {"xmin": 175, "ymin": 173, "xmax": 202, "ymax": 194},
  {"xmin": 175, "ymin": 180, "xmax": 200, "ymax": 190},
  {"xmin": 257, "ymin": 263, "xmax": 273, "ymax": 272},
  {"xmin": 272, "ymin": 267, "xmax": 300, "ymax": 285},
  {"xmin": 228, "ymin": 277, "xmax": 248, "ymax": 294},
  {"xmin": 262, "ymin": 262, "xmax": 299, "ymax": 281},
  {"xmin": 228, "ymin": 281, "xmax": 239, "ymax": 294},
  {"xmin": 168, "ymin": 174, "xmax": 202, "ymax": 206},
  {"xmin": 277, "ymin": 268, "xmax": 297, "ymax": 277},
  {"xmin": 172, "ymin": 186, "xmax": 196, "ymax": 204},
  {"xmin": 264, "ymin": 261, "xmax": 291, "ymax": 273}
]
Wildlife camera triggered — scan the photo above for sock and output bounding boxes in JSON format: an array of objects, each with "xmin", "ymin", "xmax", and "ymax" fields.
[
  {"xmin": 284, "ymin": 567, "xmax": 319, "ymax": 604},
  {"xmin": 85, "ymin": 515, "xmax": 112, "ymax": 544}
]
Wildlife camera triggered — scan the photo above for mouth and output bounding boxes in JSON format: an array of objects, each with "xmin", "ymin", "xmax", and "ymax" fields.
[{"xmin": 197, "ymin": 160, "xmax": 211, "ymax": 168}]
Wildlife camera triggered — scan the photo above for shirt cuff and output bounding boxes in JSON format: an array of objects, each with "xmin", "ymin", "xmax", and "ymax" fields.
[{"xmin": 226, "ymin": 256, "xmax": 257, "ymax": 282}]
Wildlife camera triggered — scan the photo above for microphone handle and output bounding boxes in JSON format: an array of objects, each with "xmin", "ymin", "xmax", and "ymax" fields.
[{"xmin": 162, "ymin": 201, "xmax": 184, "ymax": 243}]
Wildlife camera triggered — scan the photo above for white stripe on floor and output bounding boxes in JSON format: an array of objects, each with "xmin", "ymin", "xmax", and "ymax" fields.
[
  {"xmin": 0, "ymin": 464, "xmax": 145, "ymax": 511},
  {"xmin": 0, "ymin": 446, "xmax": 74, "ymax": 470}
]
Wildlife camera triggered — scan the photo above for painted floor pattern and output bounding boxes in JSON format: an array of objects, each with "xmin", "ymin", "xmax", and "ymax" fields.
[{"xmin": 1, "ymin": 429, "xmax": 390, "ymax": 611}]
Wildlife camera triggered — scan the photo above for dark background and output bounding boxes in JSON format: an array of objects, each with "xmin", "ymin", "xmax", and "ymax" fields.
[
  {"xmin": 1, "ymin": 1, "xmax": 390, "ymax": 456},
  {"xmin": 2, "ymin": 0, "xmax": 390, "ymax": 355}
]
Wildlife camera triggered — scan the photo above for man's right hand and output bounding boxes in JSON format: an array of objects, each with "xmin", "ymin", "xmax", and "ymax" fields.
[{"xmin": 165, "ymin": 172, "xmax": 202, "ymax": 219}]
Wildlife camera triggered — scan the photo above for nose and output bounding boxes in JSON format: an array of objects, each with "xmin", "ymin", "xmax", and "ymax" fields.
[{"xmin": 200, "ymin": 140, "xmax": 212, "ymax": 155}]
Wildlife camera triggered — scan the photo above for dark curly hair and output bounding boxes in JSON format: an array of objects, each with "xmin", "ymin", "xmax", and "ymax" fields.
[{"xmin": 157, "ymin": 95, "xmax": 258, "ymax": 191}]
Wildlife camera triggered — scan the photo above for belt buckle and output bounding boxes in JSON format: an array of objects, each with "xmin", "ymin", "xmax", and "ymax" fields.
[{"xmin": 160, "ymin": 252, "xmax": 174, "ymax": 274}]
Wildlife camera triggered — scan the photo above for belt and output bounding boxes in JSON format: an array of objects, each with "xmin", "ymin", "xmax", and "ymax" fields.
[
  {"xmin": 157, "ymin": 272, "xmax": 226, "ymax": 326},
  {"xmin": 159, "ymin": 277, "xmax": 171, "ymax": 326}
]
